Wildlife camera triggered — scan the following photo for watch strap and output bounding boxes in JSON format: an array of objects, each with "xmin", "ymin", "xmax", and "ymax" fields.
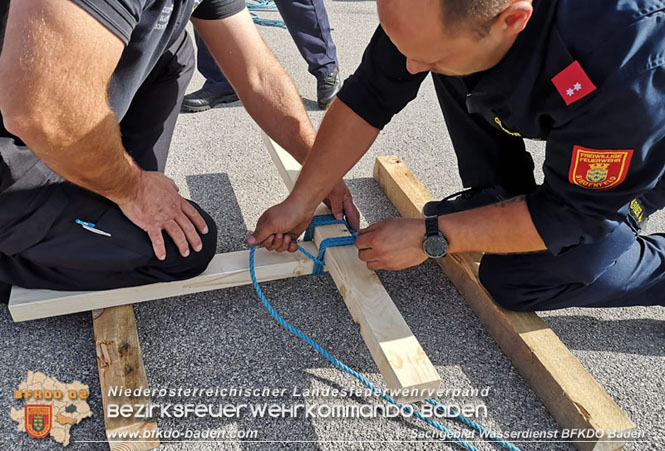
[{"xmin": 425, "ymin": 216, "xmax": 440, "ymax": 237}]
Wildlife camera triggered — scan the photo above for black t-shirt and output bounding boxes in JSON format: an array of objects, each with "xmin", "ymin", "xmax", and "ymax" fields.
[{"xmin": 71, "ymin": 0, "xmax": 245, "ymax": 120}]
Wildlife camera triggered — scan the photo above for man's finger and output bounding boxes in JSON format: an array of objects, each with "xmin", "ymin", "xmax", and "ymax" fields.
[
  {"xmin": 329, "ymin": 194, "xmax": 344, "ymax": 221},
  {"xmin": 262, "ymin": 234, "xmax": 275, "ymax": 250},
  {"xmin": 275, "ymin": 233, "xmax": 292, "ymax": 252},
  {"xmin": 344, "ymin": 196, "xmax": 361, "ymax": 231},
  {"xmin": 148, "ymin": 229, "xmax": 167, "ymax": 261},
  {"xmin": 163, "ymin": 220, "xmax": 190, "ymax": 257},
  {"xmin": 271, "ymin": 233, "xmax": 287, "ymax": 252},
  {"xmin": 358, "ymin": 248, "xmax": 375, "ymax": 262},
  {"xmin": 182, "ymin": 200, "xmax": 209, "ymax": 234},
  {"xmin": 248, "ymin": 220, "xmax": 274, "ymax": 246},
  {"xmin": 358, "ymin": 222, "xmax": 380, "ymax": 234},
  {"xmin": 175, "ymin": 214, "xmax": 203, "ymax": 252},
  {"xmin": 266, "ymin": 234, "xmax": 284, "ymax": 252},
  {"xmin": 355, "ymin": 231, "xmax": 374, "ymax": 250}
]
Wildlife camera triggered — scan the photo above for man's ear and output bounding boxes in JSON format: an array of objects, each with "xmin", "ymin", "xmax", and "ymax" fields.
[{"xmin": 494, "ymin": 0, "xmax": 533, "ymax": 36}]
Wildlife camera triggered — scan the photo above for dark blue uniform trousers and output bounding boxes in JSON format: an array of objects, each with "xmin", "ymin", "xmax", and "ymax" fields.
[
  {"xmin": 0, "ymin": 32, "xmax": 217, "ymax": 303},
  {"xmin": 432, "ymin": 74, "xmax": 665, "ymax": 311},
  {"xmin": 197, "ymin": 0, "xmax": 337, "ymax": 93}
]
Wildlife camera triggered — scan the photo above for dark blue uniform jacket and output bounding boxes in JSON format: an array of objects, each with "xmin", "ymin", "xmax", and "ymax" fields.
[{"xmin": 337, "ymin": 0, "xmax": 665, "ymax": 255}]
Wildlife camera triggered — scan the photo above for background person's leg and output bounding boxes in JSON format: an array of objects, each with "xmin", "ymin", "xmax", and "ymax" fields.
[
  {"xmin": 274, "ymin": 0, "xmax": 337, "ymax": 80},
  {"xmin": 274, "ymin": 0, "xmax": 340, "ymax": 108},
  {"xmin": 479, "ymin": 222, "xmax": 665, "ymax": 311},
  {"xmin": 180, "ymin": 32, "xmax": 239, "ymax": 112}
]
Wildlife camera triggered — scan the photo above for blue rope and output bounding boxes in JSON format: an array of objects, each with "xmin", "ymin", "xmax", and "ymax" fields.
[
  {"xmin": 302, "ymin": 214, "xmax": 359, "ymax": 275},
  {"xmin": 247, "ymin": 215, "xmax": 520, "ymax": 451},
  {"xmin": 247, "ymin": 1, "xmax": 286, "ymax": 28},
  {"xmin": 247, "ymin": 0, "xmax": 277, "ymax": 9},
  {"xmin": 303, "ymin": 214, "xmax": 355, "ymax": 241},
  {"xmin": 249, "ymin": 13, "xmax": 287, "ymax": 28},
  {"xmin": 249, "ymin": 246, "xmax": 477, "ymax": 451}
]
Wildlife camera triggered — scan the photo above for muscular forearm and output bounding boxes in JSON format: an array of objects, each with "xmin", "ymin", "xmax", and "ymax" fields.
[
  {"xmin": 0, "ymin": 0, "xmax": 141, "ymax": 204},
  {"xmin": 3, "ymin": 104, "xmax": 142, "ymax": 203},
  {"xmin": 440, "ymin": 196, "xmax": 547, "ymax": 254},
  {"xmin": 290, "ymin": 99, "xmax": 379, "ymax": 209},
  {"xmin": 238, "ymin": 53, "xmax": 315, "ymax": 164},
  {"xmin": 193, "ymin": 12, "xmax": 314, "ymax": 164}
]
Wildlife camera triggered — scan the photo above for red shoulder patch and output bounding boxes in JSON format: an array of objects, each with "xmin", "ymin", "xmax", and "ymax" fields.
[
  {"xmin": 568, "ymin": 146, "xmax": 633, "ymax": 190},
  {"xmin": 551, "ymin": 61, "xmax": 597, "ymax": 106}
]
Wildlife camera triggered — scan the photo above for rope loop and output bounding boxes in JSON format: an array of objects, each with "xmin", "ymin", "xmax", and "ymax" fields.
[
  {"xmin": 246, "ymin": 215, "xmax": 521, "ymax": 450},
  {"xmin": 302, "ymin": 215, "xmax": 358, "ymax": 275}
]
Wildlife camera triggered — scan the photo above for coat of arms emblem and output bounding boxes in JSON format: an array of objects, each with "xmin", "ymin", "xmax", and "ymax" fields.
[
  {"xmin": 25, "ymin": 405, "xmax": 52, "ymax": 439},
  {"xmin": 586, "ymin": 163, "xmax": 609, "ymax": 182}
]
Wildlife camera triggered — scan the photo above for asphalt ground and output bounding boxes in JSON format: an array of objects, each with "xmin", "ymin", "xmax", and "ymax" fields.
[{"xmin": 1, "ymin": 1, "xmax": 664, "ymax": 450}]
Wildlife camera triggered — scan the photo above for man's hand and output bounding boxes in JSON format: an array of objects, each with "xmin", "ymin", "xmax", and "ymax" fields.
[
  {"xmin": 322, "ymin": 180, "xmax": 361, "ymax": 231},
  {"xmin": 356, "ymin": 218, "xmax": 427, "ymax": 271},
  {"xmin": 246, "ymin": 195, "xmax": 314, "ymax": 253},
  {"xmin": 247, "ymin": 180, "xmax": 361, "ymax": 252},
  {"xmin": 117, "ymin": 172, "xmax": 209, "ymax": 261}
]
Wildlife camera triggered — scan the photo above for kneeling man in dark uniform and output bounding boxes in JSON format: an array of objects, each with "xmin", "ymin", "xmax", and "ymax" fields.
[{"xmin": 250, "ymin": 0, "xmax": 665, "ymax": 311}]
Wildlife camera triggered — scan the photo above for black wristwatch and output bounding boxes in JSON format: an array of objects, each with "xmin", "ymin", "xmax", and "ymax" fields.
[{"xmin": 422, "ymin": 216, "xmax": 448, "ymax": 259}]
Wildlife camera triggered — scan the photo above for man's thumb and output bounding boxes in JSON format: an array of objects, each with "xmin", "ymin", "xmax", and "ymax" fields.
[
  {"xmin": 329, "ymin": 197, "xmax": 344, "ymax": 220},
  {"xmin": 247, "ymin": 224, "xmax": 271, "ymax": 246}
]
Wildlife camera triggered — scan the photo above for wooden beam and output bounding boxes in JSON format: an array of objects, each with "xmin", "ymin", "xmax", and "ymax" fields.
[
  {"xmin": 93, "ymin": 306, "xmax": 159, "ymax": 451},
  {"xmin": 374, "ymin": 155, "xmax": 635, "ymax": 451},
  {"xmin": 9, "ymin": 242, "xmax": 322, "ymax": 322},
  {"xmin": 262, "ymin": 133, "xmax": 441, "ymax": 402}
]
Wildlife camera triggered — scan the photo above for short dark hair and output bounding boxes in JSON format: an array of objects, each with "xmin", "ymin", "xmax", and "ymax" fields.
[{"xmin": 440, "ymin": 0, "xmax": 510, "ymax": 33}]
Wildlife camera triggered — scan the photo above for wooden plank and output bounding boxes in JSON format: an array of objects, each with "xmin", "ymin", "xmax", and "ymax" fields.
[
  {"xmin": 374, "ymin": 155, "xmax": 635, "ymax": 451},
  {"xmin": 262, "ymin": 132, "xmax": 441, "ymax": 402},
  {"xmin": 9, "ymin": 242, "xmax": 322, "ymax": 322},
  {"xmin": 93, "ymin": 306, "xmax": 159, "ymax": 451}
]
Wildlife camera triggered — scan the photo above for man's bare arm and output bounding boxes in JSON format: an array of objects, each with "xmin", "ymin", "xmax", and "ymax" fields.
[
  {"xmin": 0, "ymin": 0, "xmax": 140, "ymax": 201},
  {"xmin": 440, "ymin": 196, "xmax": 546, "ymax": 254},
  {"xmin": 193, "ymin": 10, "xmax": 316, "ymax": 164},
  {"xmin": 194, "ymin": 10, "xmax": 362, "ymax": 228},
  {"xmin": 355, "ymin": 196, "xmax": 547, "ymax": 271},
  {"xmin": 0, "ymin": 0, "xmax": 208, "ymax": 260},
  {"xmin": 248, "ymin": 99, "xmax": 379, "ymax": 250}
]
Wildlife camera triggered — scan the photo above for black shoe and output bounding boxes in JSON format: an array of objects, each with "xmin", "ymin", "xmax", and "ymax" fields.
[
  {"xmin": 180, "ymin": 87, "xmax": 239, "ymax": 113},
  {"xmin": 422, "ymin": 185, "xmax": 511, "ymax": 217},
  {"xmin": 317, "ymin": 68, "xmax": 342, "ymax": 110}
]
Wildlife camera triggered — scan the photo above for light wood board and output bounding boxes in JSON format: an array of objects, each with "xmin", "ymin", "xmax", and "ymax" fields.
[
  {"xmin": 9, "ymin": 242, "xmax": 322, "ymax": 322},
  {"xmin": 262, "ymin": 133, "xmax": 441, "ymax": 402},
  {"xmin": 374, "ymin": 155, "xmax": 635, "ymax": 451}
]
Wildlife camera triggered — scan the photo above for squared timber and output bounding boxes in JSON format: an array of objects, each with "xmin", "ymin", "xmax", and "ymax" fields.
[{"xmin": 374, "ymin": 155, "xmax": 635, "ymax": 451}]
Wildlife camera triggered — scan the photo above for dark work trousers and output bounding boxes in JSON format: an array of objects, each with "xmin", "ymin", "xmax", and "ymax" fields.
[
  {"xmin": 0, "ymin": 32, "xmax": 217, "ymax": 303},
  {"xmin": 432, "ymin": 74, "xmax": 665, "ymax": 311},
  {"xmin": 197, "ymin": 0, "xmax": 337, "ymax": 93}
]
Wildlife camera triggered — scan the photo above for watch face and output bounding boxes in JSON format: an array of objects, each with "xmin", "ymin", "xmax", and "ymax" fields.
[{"xmin": 423, "ymin": 235, "xmax": 448, "ymax": 258}]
